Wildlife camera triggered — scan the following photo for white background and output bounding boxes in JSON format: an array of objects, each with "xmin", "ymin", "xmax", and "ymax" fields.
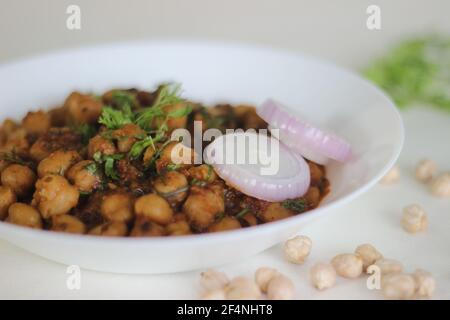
[{"xmin": 0, "ymin": 0, "xmax": 449, "ymax": 299}]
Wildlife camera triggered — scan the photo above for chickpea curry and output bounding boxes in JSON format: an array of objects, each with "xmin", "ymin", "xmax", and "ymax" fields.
[{"xmin": 0, "ymin": 84, "xmax": 329, "ymax": 237}]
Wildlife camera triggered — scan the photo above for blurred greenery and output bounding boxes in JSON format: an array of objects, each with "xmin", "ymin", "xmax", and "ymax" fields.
[{"xmin": 363, "ymin": 35, "xmax": 450, "ymax": 112}]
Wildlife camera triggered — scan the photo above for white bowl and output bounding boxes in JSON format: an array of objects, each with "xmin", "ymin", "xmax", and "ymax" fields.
[{"xmin": 0, "ymin": 41, "xmax": 403, "ymax": 274}]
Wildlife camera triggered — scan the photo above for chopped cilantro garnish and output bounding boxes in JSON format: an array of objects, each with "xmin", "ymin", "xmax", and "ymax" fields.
[
  {"xmin": 98, "ymin": 106, "xmax": 134, "ymax": 130},
  {"xmin": 282, "ymin": 198, "xmax": 307, "ymax": 213}
]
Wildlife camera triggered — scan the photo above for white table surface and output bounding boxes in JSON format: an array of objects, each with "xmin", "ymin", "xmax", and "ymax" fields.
[{"xmin": 0, "ymin": 0, "xmax": 449, "ymax": 300}]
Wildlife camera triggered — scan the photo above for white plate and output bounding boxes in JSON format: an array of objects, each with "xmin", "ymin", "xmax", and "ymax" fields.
[{"xmin": 0, "ymin": 41, "xmax": 404, "ymax": 274}]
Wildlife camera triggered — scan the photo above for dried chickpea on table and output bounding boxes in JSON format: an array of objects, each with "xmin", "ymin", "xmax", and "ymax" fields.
[{"xmin": 0, "ymin": 84, "xmax": 330, "ymax": 237}]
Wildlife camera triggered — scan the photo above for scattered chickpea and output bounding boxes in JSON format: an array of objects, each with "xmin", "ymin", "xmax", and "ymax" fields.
[
  {"xmin": 200, "ymin": 269, "xmax": 230, "ymax": 291},
  {"xmin": 331, "ymin": 253, "xmax": 363, "ymax": 279},
  {"xmin": 89, "ymin": 221, "xmax": 128, "ymax": 237},
  {"xmin": 33, "ymin": 175, "xmax": 79, "ymax": 218},
  {"xmin": 381, "ymin": 273, "xmax": 416, "ymax": 300},
  {"xmin": 6, "ymin": 203, "xmax": 42, "ymax": 229},
  {"xmin": 266, "ymin": 274, "xmax": 295, "ymax": 300},
  {"xmin": 309, "ymin": 262, "xmax": 337, "ymax": 290},
  {"xmin": 373, "ymin": 258, "xmax": 403, "ymax": 275},
  {"xmin": 412, "ymin": 269, "xmax": 436, "ymax": 299},
  {"xmin": 202, "ymin": 289, "xmax": 226, "ymax": 300},
  {"xmin": 134, "ymin": 193, "xmax": 173, "ymax": 225},
  {"xmin": 380, "ymin": 165, "xmax": 400, "ymax": 185},
  {"xmin": 401, "ymin": 204, "xmax": 428, "ymax": 234},
  {"xmin": 255, "ymin": 267, "xmax": 280, "ymax": 293},
  {"xmin": 0, "ymin": 186, "xmax": 16, "ymax": 220},
  {"xmin": 224, "ymin": 277, "xmax": 261, "ymax": 300},
  {"xmin": 355, "ymin": 244, "xmax": 383, "ymax": 270},
  {"xmin": 1, "ymin": 164, "xmax": 37, "ymax": 198},
  {"xmin": 430, "ymin": 172, "xmax": 450, "ymax": 198},
  {"xmin": 283, "ymin": 235, "xmax": 312, "ymax": 264},
  {"xmin": 51, "ymin": 214, "xmax": 86, "ymax": 234},
  {"xmin": 415, "ymin": 159, "xmax": 437, "ymax": 183}
]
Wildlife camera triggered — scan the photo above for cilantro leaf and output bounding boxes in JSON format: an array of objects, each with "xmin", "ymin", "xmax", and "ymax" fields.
[
  {"xmin": 282, "ymin": 198, "xmax": 307, "ymax": 213},
  {"xmin": 98, "ymin": 106, "xmax": 134, "ymax": 130}
]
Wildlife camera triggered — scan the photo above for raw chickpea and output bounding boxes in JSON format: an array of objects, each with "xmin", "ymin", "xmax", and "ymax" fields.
[
  {"xmin": 1, "ymin": 164, "xmax": 37, "ymax": 197},
  {"xmin": 373, "ymin": 258, "xmax": 403, "ymax": 275},
  {"xmin": 208, "ymin": 216, "xmax": 241, "ymax": 233},
  {"xmin": 260, "ymin": 203, "xmax": 293, "ymax": 223},
  {"xmin": 67, "ymin": 160, "xmax": 102, "ymax": 193},
  {"xmin": 166, "ymin": 220, "xmax": 192, "ymax": 236},
  {"xmin": 224, "ymin": 277, "xmax": 261, "ymax": 300},
  {"xmin": 412, "ymin": 269, "xmax": 435, "ymax": 298},
  {"xmin": 401, "ymin": 204, "xmax": 428, "ymax": 233},
  {"xmin": 33, "ymin": 175, "xmax": 79, "ymax": 218},
  {"xmin": 22, "ymin": 110, "xmax": 51, "ymax": 135},
  {"xmin": 183, "ymin": 186, "xmax": 225, "ymax": 230},
  {"xmin": 7, "ymin": 203, "xmax": 42, "ymax": 229},
  {"xmin": 51, "ymin": 214, "xmax": 86, "ymax": 234},
  {"xmin": 415, "ymin": 159, "xmax": 437, "ymax": 183},
  {"xmin": 255, "ymin": 267, "xmax": 280, "ymax": 293},
  {"xmin": 267, "ymin": 274, "xmax": 295, "ymax": 300},
  {"xmin": 64, "ymin": 92, "xmax": 103, "ymax": 125},
  {"xmin": 153, "ymin": 171, "xmax": 189, "ymax": 204},
  {"xmin": 200, "ymin": 269, "xmax": 230, "ymax": 291},
  {"xmin": 130, "ymin": 217, "xmax": 166, "ymax": 237},
  {"xmin": 101, "ymin": 193, "xmax": 133, "ymax": 223},
  {"xmin": 309, "ymin": 262, "xmax": 337, "ymax": 290},
  {"xmin": 355, "ymin": 244, "xmax": 383, "ymax": 271},
  {"xmin": 202, "ymin": 289, "xmax": 226, "ymax": 300},
  {"xmin": 430, "ymin": 172, "xmax": 450, "ymax": 198},
  {"xmin": 0, "ymin": 186, "xmax": 16, "ymax": 220},
  {"xmin": 112, "ymin": 124, "xmax": 145, "ymax": 153},
  {"xmin": 283, "ymin": 235, "xmax": 312, "ymax": 264},
  {"xmin": 37, "ymin": 150, "xmax": 81, "ymax": 178},
  {"xmin": 380, "ymin": 165, "xmax": 400, "ymax": 185},
  {"xmin": 88, "ymin": 135, "xmax": 117, "ymax": 159},
  {"xmin": 135, "ymin": 193, "xmax": 173, "ymax": 225},
  {"xmin": 331, "ymin": 253, "xmax": 363, "ymax": 278},
  {"xmin": 89, "ymin": 221, "xmax": 128, "ymax": 237},
  {"xmin": 382, "ymin": 273, "xmax": 416, "ymax": 300},
  {"xmin": 188, "ymin": 164, "xmax": 217, "ymax": 183}
]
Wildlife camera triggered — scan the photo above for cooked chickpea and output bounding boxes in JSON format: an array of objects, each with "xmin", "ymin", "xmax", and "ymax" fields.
[
  {"xmin": 260, "ymin": 203, "xmax": 293, "ymax": 223},
  {"xmin": 156, "ymin": 142, "xmax": 194, "ymax": 173},
  {"xmin": 135, "ymin": 193, "xmax": 173, "ymax": 225},
  {"xmin": 267, "ymin": 274, "xmax": 295, "ymax": 300},
  {"xmin": 101, "ymin": 193, "xmax": 133, "ymax": 223},
  {"xmin": 355, "ymin": 244, "xmax": 383, "ymax": 270},
  {"xmin": 153, "ymin": 171, "xmax": 189, "ymax": 204},
  {"xmin": 183, "ymin": 186, "xmax": 224, "ymax": 230},
  {"xmin": 130, "ymin": 217, "xmax": 166, "ymax": 237},
  {"xmin": 224, "ymin": 277, "xmax": 261, "ymax": 300},
  {"xmin": 380, "ymin": 165, "xmax": 400, "ymax": 185},
  {"xmin": 331, "ymin": 253, "xmax": 363, "ymax": 278},
  {"xmin": 1, "ymin": 164, "xmax": 37, "ymax": 197},
  {"xmin": 309, "ymin": 262, "xmax": 336, "ymax": 290},
  {"xmin": 143, "ymin": 145, "xmax": 156, "ymax": 166},
  {"xmin": 412, "ymin": 269, "xmax": 435, "ymax": 298},
  {"xmin": 1, "ymin": 128, "xmax": 30, "ymax": 157},
  {"xmin": 308, "ymin": 161, "xmax": 324, "ymax": 185},
  {"xmin": 166, "ymin": 220, "xmax": 192, "ymax": 236},
  {"xmin": 415, "ymin": 159, "xmax": 437, "ymax": 183},
  {"xmin": 88, "ymin": 135, "xmax": 117, "ymax": 158},
  {"xmin": 37, "ymin": 150, "xmax": 81, "ymax": 178},
  {"xmin": 0, "ymin": 186, "xmax": 16, "ymax": 220},
  {"xmin": 89, "ymin": 221, "xmax": 128, "ymax": 237},
  {"xmin": 51, "ymin": 214, "xmax": 86, "ymax": 234},
  {"xmin": 255, "ymin": 267, "xmax": 280, "ymax": 293},
  {"xmin": 373, "ymin": 258, "xmax": 403, "ymax": 275},
  {"xmin": 112, "ymin": 124, "xmax": 145, "ymax": 153},
  {"xmin": 208, "ymin": 216, "xmax": 241, "ymax": 233},
  {"xmin": 67, "ymin": 160, "xmax": 102, "ymax": 193},
  {"xmin": 200, "ymin": 269, "xmax": 230, "ymax": 291},
  {"xmin": 430, "ymin": 172, "xmax": 450, "ymax": 198},
  {"xmin": 283, "ymin": 235, "xmax": 312, "ymax": 264},
  {"xmin": 1, "ymin": 118, "xmax": 18, "ymax": 135},
  {"xmin": 401, "ymin": 204, "xmax": 428, "ymax": 233},
  {"xmin": 188, "ymin": 164, "xmax": 217, "ymax": 183},
  {"xmin": 382, "ymin": 273, "xmax": 416, "ymax": 300},
  {"xmin": 7, "ymin": 203, "xmax": 42, "ymax": 229},
  {"xmin": 22, "ymin": 110, "xmax": 51, "ymax": 135},
  {"xmin": 33, "ymin": 175, "xmax": 79, "ymax": 218},
  {"xmin": 304, "ymin": 187, "xmax": 321, "ymax": 208},
  {"xmin": 64, "ymin": 92, "xmax": 103, "ymax": 125}
]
